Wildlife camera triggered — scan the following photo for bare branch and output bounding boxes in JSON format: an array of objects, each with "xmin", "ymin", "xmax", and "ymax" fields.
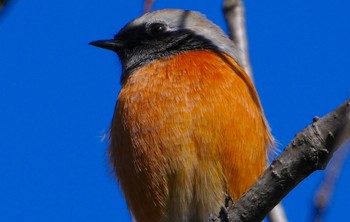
[
  {"xmin": 225, "ymin": 99, "xmax": 350, "ymax": 221},
  {"xmin": 0, "ymin": 0, "xmax": 10, "ymax": 12},
  {"xmin": 222, "ymin": 0, "xmax": 253, "ymax": 79},
  {"xmin": 312, "ymin": 142, "xmax": 350, "ymax": 222},
  {"xmin": 222, "ymin": 1, "xmax": 287, "ymax": 220},
  {"xmin": 143, "ymin": 0, "xmax": 155, "ymax": 13},
  {"xmin": 269, "ymin": 203, "xmax": 288, "ymax": 222}
]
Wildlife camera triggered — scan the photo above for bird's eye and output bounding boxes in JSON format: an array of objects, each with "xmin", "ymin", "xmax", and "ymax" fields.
[{"xmin": 147, "ymin": 22, "xmax": 168, "ymax": 36}]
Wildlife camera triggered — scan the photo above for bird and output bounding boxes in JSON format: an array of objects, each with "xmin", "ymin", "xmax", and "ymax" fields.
[{"xmin": 90, "ymin": 9, "xmax": 273, "ymax": 222}]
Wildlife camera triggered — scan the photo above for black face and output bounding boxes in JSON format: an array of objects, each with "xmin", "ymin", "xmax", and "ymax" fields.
[{"xmin": 114, "ymin": 21, "xmax": 219, "ymax": 82}]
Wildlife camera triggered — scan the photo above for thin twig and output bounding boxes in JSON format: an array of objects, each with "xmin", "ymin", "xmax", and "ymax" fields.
[
  {"xmin": 222, "ymin": 0, "xmax": 253, "ymax": 79},
  {"xmin": 268, "ymin": 204, "xmax": 288, "ymax": 222},
  {"xmin": 223, "ymin": 1, "xmax": 287, "ymax": 221},
  {"xmin": 225, "ymin": 99, "xmax": 350, "ymax": 221},
  {"xmin": 312, "ymin": 141, "xmax": 350, "ymax": 222},
  {"xmin": 0, "ymin": 0, "xmax": 9, "ymax": 11},
  {"xmin": 143, "ymin": 0, "xmax": 155, "ymax": 14}
]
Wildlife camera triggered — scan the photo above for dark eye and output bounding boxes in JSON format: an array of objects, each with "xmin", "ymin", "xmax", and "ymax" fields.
[{"xmin": 147, "ymin": 22, "xmax": 168, "ymax": 36}]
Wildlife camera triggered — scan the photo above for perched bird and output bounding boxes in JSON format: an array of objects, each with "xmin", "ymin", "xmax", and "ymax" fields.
[{"xmin": 90, "ymin": 9, "xmax": 273, "ymax": 222}]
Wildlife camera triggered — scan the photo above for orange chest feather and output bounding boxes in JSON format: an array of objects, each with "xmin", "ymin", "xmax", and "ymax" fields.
[
  {"xmin": 111, "ymin": 50, "xmax": 272, "ymax": 221},
  {"xmin": 117, "ymin": 50, "xmax": 270, "ymax": 147}
]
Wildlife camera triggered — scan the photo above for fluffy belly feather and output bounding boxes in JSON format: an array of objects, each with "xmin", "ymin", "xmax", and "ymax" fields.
[{"xmin": 109, "ymin": 50, "xmax": 272, "ymax": 222}]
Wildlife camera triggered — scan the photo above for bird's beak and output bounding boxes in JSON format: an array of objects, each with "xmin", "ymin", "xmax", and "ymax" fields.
[{"xmin": 89, "ymin": 39, "xmax": 124, "ymax": 51}]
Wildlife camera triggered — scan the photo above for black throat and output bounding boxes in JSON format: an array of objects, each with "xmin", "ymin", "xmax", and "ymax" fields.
[{"xmin": 116, "ymin": 29, "xmax": 220, "ymax": 83}]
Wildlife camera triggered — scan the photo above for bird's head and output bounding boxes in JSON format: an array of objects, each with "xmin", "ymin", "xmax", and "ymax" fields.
[{"xmin": 90, "ymin": 9, "xmax": 241, "ymax": 81}]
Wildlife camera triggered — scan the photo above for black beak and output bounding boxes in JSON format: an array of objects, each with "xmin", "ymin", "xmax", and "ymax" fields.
[{"xmin": 89, "ymin": 39, "xmax": 124, "ymax": 51}]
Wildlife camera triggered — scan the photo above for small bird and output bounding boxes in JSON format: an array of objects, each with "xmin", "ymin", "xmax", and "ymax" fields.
[{"xmin": 90, "ymin": 9, "xmax": 273, "ymax": 222}]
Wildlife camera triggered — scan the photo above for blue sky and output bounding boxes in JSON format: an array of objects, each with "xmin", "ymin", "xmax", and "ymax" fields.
[{"xmin": 1, "ymin": 0, "xmax": 349, "ymax": 221}]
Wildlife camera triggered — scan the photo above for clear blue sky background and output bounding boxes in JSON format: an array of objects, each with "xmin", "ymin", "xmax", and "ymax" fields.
[{"xmin": 1, "ymin": 0, "xmax": 349, "ymax": 221}]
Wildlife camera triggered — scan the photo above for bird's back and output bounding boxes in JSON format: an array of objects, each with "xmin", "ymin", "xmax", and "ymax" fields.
[{"xmin": 110, "ymin": 50, "xmax": 273, "ymax": 222}]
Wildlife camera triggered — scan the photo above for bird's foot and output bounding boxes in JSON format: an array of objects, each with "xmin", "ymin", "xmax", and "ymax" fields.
[
  {"xmin": 208, "ymin": 213, "xmax": 220, "ymax": 222},
  {"xmin": 209, "ymin": 195, "xmax": 234, "ymax": 222},
  {"xmin": 218, "ymin": 195, "xmax": 234, "ymax": 222},
  {"xmin": 225, "ymin": 195, "xmax": 234, "ymax": 208}
]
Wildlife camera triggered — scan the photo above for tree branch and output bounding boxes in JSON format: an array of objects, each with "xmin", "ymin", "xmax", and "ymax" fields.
[
  {"xmin": 225, "ymin": 99, "xmax": 350, "ymax": 221},
  {"xmin": 268, "ymin": 204, "xmax": 288, "ymax": 222},
  {"xmin": 222, "ymin": 1, "xmax": 287, "ymax": 221},
  {"xmin": 0, "ymin": 0, "xmax": 9, "ymax": 12},
  {"xmin": 222, "ymin": 0, "xmax": 253, "ymax": 79},
  {"xmin": 312, "ymin": 141, "xmax": 350, "ymax": 222},
  {"xmin": 143, "ymin": 0, "xmax": 155, "ymax": 13}
]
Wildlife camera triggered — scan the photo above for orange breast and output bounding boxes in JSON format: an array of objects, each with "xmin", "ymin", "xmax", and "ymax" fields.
[{"xmin": 110, "ymin": 50, "xmax": 273, "ymax": 222}]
